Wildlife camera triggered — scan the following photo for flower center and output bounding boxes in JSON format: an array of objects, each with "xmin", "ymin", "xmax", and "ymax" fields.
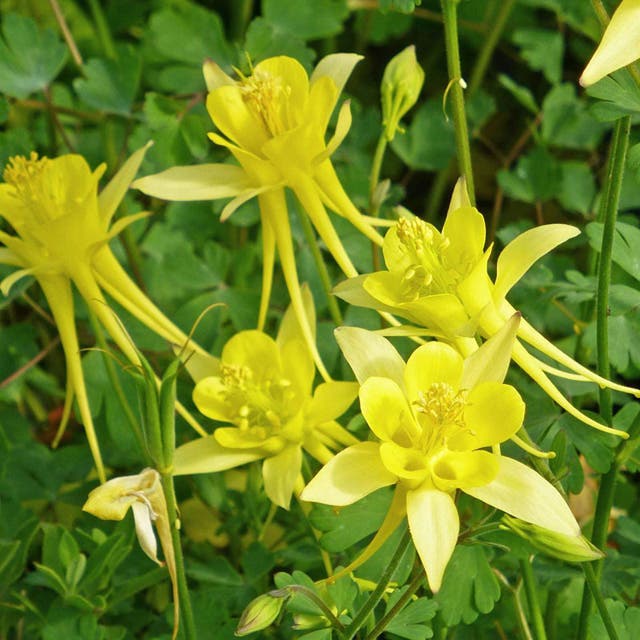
[
  {"xmin": 395, "ymin": 217, "xmax": 461, "ymax": 300},
  {"xmin": 412, "ymin": 382, "xmax": 468, "ymax": 454},
  {"xmin": 220, "ymin": 363, "xmax": 298, "ymax": 437},
  {"xmin": 239, "ymin": 70, "xmax": 290, "ymax": 138}
]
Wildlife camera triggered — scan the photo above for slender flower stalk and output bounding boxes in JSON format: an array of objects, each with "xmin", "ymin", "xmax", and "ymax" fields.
[
  {"xmin": 334, "ymin": 181, "xmax": 638, "ymax": 438},
  {"xmin": 301, "ymin": 323, "xmax": 583, "ymax": 592},
  {"xmin": 133, "ymin": 54, "xmax": 385, "ymax": 380},
  {"xmin": 0, "ymin": 146, "xmax": 208, "ymax": 481}
]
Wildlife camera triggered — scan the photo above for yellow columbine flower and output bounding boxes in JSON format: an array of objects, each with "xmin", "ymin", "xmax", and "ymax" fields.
[
  {"xmin": 334, "ymin": 182, "xmax": 637, "ymax": 438},
  {"xmin": 301, "ymin": 324, "xmax": 583, "ymax": 592},
  {"xmin": 0, "ymin": 147, "xmax": 208, "ymax": 481},
  {"xmin": 580, "ymin": 0, "xmax": 640, "ymax": 87},
  {"xmin": 83, "ymin": 468, "xmax": 179, "ymax": 639},
  {"xmin": 173, "ymin": 287, "xmax": 359, "ymax": 509},
  {"xmin": 133, "ymin": 54, "xmax": 384, "ymax": 381}
]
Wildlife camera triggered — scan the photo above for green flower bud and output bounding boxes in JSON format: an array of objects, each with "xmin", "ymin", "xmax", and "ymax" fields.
[
  {"xmin": 381, "ymin": 45, "xmax": 425, "ymax": 141},
  {"xmin": 501, "ymin": 515, "xmax": 604, "ymax": 563},
  {"xmin": 235, "ymin": 591, "xmax": 288, "ymax": 636}
]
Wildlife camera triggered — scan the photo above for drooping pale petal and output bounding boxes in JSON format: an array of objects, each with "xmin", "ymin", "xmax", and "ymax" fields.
[
  {"xmin": 461, "ymin": 313, "xmax": 520, "ymax": 389},
  {"xmin": 307, "ymin": 381, "xmax": 359, "ymax": 424},
  {"xmin": 131, "ymin": 501, "xmax": 160, "ymax": 564},
  {"xmin": 464, "ymin": 456, "xmax": 580, "ymax": 537},
  {"xmin": 450, "ymin": 382, "xmax": 524, "ymax": 450},
  {"xmin": 173, "ymin": 435, "xmax": 264, "ymax": 475},
  {"xmin": 335, "ymin": 326, "xmax": 406, "ymax": 388},
  {"xmin": 360, "ymin": 377, "xmax": 416, "ymax": 445},
  {"xmin": 133, "ymin": 164, "xmax": 253, "ymax": 201},
  {"xmin": 314, "ymin": 100, "xmax": 352, "ymax": 163},
  {"xmin": 310, "ymin": 53, "xmax": 363, "ymax": 101},
  {"xmin": 405, "ymin": 342, "xmax": 463, "ymax": 401},
  {"xmin": 493, "ymin": 224, "xmax": 579, "ymax": 303},
  {"xmin": 333, "ymin": 275, "xmax": 400, "ymax": 314},
  {"xmin": 580, "ymin": 0, "xmax": 640, "ymax": 86},
  {"xmin": 446, "ymin": 177, "xmax": 472, "ymax": 217},
  {"xmin": 202, "ymin": 60, "xmax": 235, "ymax": 91},
  {"xmin": 407, "ymin": 488, "xmax": 459, "ymax": 593},
  {"xmin": 99, "ymin": 142, "xmax": 152, "ymax": 222},
  {"xmin": 300, "ymin": 442, "xmax": 396, "ymax": 506},
  {"xmin": 262, "ymin": 445, "xmax": 302, "ymax": 509},
  {"xmin": 431, "ymin": 450, "xmax": 499, "ymax": 492}
]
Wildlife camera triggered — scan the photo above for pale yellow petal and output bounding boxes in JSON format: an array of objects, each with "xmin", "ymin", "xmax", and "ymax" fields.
[
  {"xmin": 173, "ymin": 435, "xmax": 264, "ymax": 475},
  {"xmin": 307, "ymin": 381, "xmax": 358, "ymax": 424},
  {"xmin": 131, "ymin": 501, "xmax": 160, "ymax": 565},
  {"xmin": 276, "ymin": 282, "xmax": 316, "ymax": 347},
  {"xmin": 405, "ymin": 342, "xmax": 463, "ymax": 402},
  {"xmin": 132, "ymin": 164, "xmax": 253, "ymax": 201},
  {"xmin": 334, "ymin": 326, "xmax": 406, "ymax": 388},
  {"xmin": 300, "ymin": 442, "xmax": 396, "ymax": 506},
  {"xmin": 580, "ymin": 0, "xmax": 640, "ymax": 86},
  {"xmin": 494, "ymin": 224, "xmax": 579, "ymax": 303},
  {"xmin": 99, "ymin": 142, "xmax": 152, "ymax": 222},
  {"xmin": 202, "ymin": 60, "xmax": 235, "ymax": 92},
  {"xmin": 262, "ymin": 445, "xmax": 302, "ymax": 509},
  {"xmin": 379, "ymin": 441, "xmax": 428, "ymax": 482},
  {"xmin": 464, "ymin": 456, "xmax": 580, "ymax": 536},
  {"xmin": 222, "ymin": 330, "xmax": 281, "ymax": 381},
  {"xmin": 442, "ymin": 206, "xmax": 486, "ymax": 274},
  {"xmin": 407, "ymin": 488, "xmax": 459, "ymax": 593},
  {"xmin": 360, "ymin": 377, "xmax": 416, "ymax": 445},
  {"xmin": 446, "ymin": 177, "xmax": 472, "ymax": 217},
  {"xmin": 431, "ymin": 450, "xmax": 499, "ymax": 492},
  {"xmin": 310, "ymin": 53, "xmax": 363, "ymax": 99}
]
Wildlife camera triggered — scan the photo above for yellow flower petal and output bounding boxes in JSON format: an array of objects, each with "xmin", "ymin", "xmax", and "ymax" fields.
[
  {"xmin": 405, "ymin": 342, "xmax": 463, "ymax": 401},
  {"xmin": 222, "ymin": 331, "xmax": 281, "ymax": 381},
  {"xmin": 464, "ymin": 456, "xmax": 580, "ymax": 537},
  {"xmin": 310, "ymin": 53, "xmax": 363, "ymax": 100},
  {"xmin": 580, "ymin": 0, "xmax": 640, "ymax": 86},
  {"xmin": 493, "ymin": 224, "xmax": 579, "ymax": 303},
  {"xmin": 441, "ymin": 206, "xmax": 486, "ymax": 275},
  {"xmin": 300, "ymin": 442, "xmax": 396, "ymax": 506},
  {"xmin": 407, "ymin": 487, "xmax": 459, "ymax": 593},
  {"xmin": 451, "ymin": 382, "xmax": 524, "ymax": 450},
  {"xmin": 307, "ymin": 381, "xmax": 359, "ymax": 424},
  {"xmin": 380, "ymin": 441, "xmax": 429, "ymax": 483},
  {"xmin": 361, "ymin": 377, "xmax": 416, "ymax": 445},
  {"xmin": 262, "ymin": 445, "xmax": 302, "ymax": 509},
  {"xmin": 202, "ymin": 59, "xmax": 235, "ymax": 92},
  {"xmin": 133, "ymin": 163, "xmax": 253, "ymax": 201},
  {"xmin": 431, "ymin": 450, "xmax": 499, "ymax": 492},
  {"xmin": 173, "ymin": 435, "xmax": 264, "ymax": 475}
]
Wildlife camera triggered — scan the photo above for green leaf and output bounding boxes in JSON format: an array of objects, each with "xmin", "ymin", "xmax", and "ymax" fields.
[
  {"xmin": 588, "ymin": 599, "xmax": 640, "ymax": 640},
  {"xmin": 0, "ymin": 13, "xmax": 67, "ymax": 98},
  {"xmin": 391, "ymin": 99, "xmax": 456, "ymax": 171},
  {"xmin": 587, "ymin": 72, "xmax": 640, "ymax": 122},
  {"xmin": 384, "ymin": 592, "xmax": 437, "ymax": 640},
  {"xmin": 74, "ymin": 44, "xmax": 141, "ymax": 116},
  {"xmin": 309, "ymin": 487, "xmax": 393, "ymax": 552},
  {"xmin": 148, "ymin": 4, "xmax": 234, "ymax": 68},
  {"xmin": 512, "ymin": 28, "xmax": 563, "ymax": 85},
  {"xmin": 244, "ymin": 17, "xmax": 315, "ymax": 67},
  {"xmin": 378, "ymin": 0, "xmax": 422, "ymax": 12},
  {"xmin": 263, "ymin": 0, "xmax": 349, "ymax": 40},
  {"xmin": 498, "ymin": 74, "xmax": 539, "ymax": 114},
  {"xmin": 542, "ymin": 84, "xmax": 606, "ymax": 150},
  {"xmin": 497, "ymin": 146, "xmax": 562, "ymax": 203},
  {"xmin": 586, "ymin": 222, "xmax": 640, "ymax": 282},
  {"xmin": 436, "ymin": 545, "xmax": 500, "ymax": 626},
  {"xmin": 559, "ymin": 161, "xmax": 596, "ymax": 214}
]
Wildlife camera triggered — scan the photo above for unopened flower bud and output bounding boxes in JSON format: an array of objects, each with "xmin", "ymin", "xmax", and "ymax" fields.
[
  {"xmin": 501, "ymin": 515, "xmax": 604, "ymax": 563},
  {"xmin": 381, "ymin": 45, "xmax": 425, "ymax": 141},
  {"xmin": 235, "ymin": 591, "xmax": 288, "ymax": 636}
]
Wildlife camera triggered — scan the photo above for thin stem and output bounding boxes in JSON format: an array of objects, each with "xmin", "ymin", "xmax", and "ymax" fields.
[
  {"xmin": 583, "ymin": 563, "xmax": 619, "ymax": 640},
  {"xmin": 342, "ymin": 527, "xmax": 413, "ymax": 640},
  {"xmin": 519, "ymin": 558, "xmax": 547, "ymax": 640},
  {"xmin": 43, "ymin": 87, "xmax": 75, "ymax": 153},
  {"xmin": 365, "ymin": 566, "xmax": 424, "ymax": 639},
  {"xmin": 294, "ymin": 205, "xmax": 343, "ymax": 326},
  {"xmin": 369, "ymin": 133, "xmax": 388, "ymax": 271},
  {"xmin": 0, "ymin": 336, "xmax": 60, "ymax": 389},
  {"xmin": 87, "ymin": 0, "xmax": 116, "ymax": 58},
  {"xmin": 544, "ymin": 589, "xmax": 559, "ymax": 640},
  {"xmin": 440, "ymin": 0, "xmax": 475, "ymax": 205},
  {"xmin": 48, "ymin": 0, "xmax": 84, "ymax": 67},
  {"xmin": 576, "ymin": 115, "xmax": 631, "ymax": 640},
  {"xmin": 160, "ymin": 473, "xmax": 197, "ymax": 640},
  {"xmin": 283, "ymin": 585, "xmax": 345, "ymax": 633}
]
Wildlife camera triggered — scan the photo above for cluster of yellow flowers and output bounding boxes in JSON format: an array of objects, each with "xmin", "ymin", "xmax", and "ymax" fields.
[{"xmin": 1, "ymin": 4, "xmax": 637, "ymax": 607}]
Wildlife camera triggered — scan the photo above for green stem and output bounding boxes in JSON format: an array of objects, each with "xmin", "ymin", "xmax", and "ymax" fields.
[
  {"xmin": 230, "ymin": 0, "xmax": 254, "ymax": 40},
  {"xmin": 365, "ymin": 566, "xmax": 424, "ymax": 639},
  {"xmin": 86, "ymin": 309, "xmax": 147, "ymax": 459},
  {"xmin": 544, "ymin": 589, "xmax": 559, "ymax": 640},
  {"xmin": 468, "ymin": 0, "xmax": 515, "ymax": 94},
  {"xmin": 342, "ymin": 528, "xmax": 413, "ymax": 640},
  {"xmin": 160, "ymin": 473, "xmax": 197, "ymax": 640},
  {"xmin": 440, "ymin": 0, "xmax": 475, "ymax": 205},
  {"xmin": 87, "ymin": 0, "xmax": 116, "ymax": 58},
  {"xmin": 369, "ymin": 133, "xmax": 388, "ymax": 272},
  {"xmin": 576, "ymin": 115, "xmax": 631, "ymax": 640},
  {"xmin": 282, "ymin": 585, "xmax": 345, "ymax": 633},
  {"xmin": 294, "ymin": 204, "xmax": 343, "ymax": 326},
  {"xmin": 583, "ymin": 563, "xmax": 619, "ymax": 640},
  {"xmin": 520, "ymin": 558, "xmax": 547, "ymax": 640}
]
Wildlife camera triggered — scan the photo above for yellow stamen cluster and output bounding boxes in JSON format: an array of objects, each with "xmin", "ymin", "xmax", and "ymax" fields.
[
  {"xmin": 395, "ymin": 217, "xmax": 459, "ymax": 300},
  {"xmin": 240, "ymin": 70, "xmax": 290, "ymax": 137}
]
